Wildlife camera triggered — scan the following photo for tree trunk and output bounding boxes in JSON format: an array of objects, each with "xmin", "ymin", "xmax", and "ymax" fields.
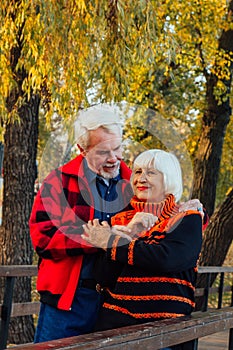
[
  {"xmin": 190, "ymin": 0, "xmax": 233, "ymax": 309},
  {"xmin": 192, "ymin": 26, "xmax": 233, "ymax": 217},
  {"xmin": 192, "ymin": 82, "xmax": 231, "ymax": 218},
  {"xmin": 0, "ymin": 1, "xmax": 40, "ymax": 343},
  {"xmin": 0, "ymin": 94, "xmax": 39, "ymax": 344},
  {"xmin": 193, "ymin": 60, "xmax": 233, "ymax": 216},
  {"xmin": 195, "ymin": 188, "xmax": 233, "ymax": 310}
]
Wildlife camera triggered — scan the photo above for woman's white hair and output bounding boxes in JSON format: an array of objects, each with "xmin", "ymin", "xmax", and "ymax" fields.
[
  {"xmin": 75, "ymin": 104, "xmax": 123, "ymax": 150},
  {"xmin": 132, "ymin": 149, "xmax": 183, "ymax": 202}
]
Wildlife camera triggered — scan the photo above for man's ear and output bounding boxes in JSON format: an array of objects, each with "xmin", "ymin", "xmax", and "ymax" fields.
[{"xmin": 77, "ymin": 144, "xmax": 86, "ymax": 156}]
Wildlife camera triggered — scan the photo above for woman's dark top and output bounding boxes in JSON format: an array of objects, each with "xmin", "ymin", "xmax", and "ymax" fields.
[{"xmin": 95, "ymin": 194, "xmax": 203, "ymax": 331}]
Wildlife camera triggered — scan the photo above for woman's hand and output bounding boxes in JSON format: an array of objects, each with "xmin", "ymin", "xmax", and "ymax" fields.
[
  {"xmin": 127, "ymin": 212, "xmax": 158, "ymax": 235},
  {"xmin": 111, "ymin": 225, "xmax": 133, "ymax": 241}
]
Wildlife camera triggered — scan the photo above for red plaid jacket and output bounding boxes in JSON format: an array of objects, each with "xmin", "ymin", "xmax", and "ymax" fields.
[{"xmin": 29, "ymin": 155, "xmax": 132, "ymax": 310}]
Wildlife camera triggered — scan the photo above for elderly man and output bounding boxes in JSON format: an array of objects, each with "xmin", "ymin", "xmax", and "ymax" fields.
[{"xmin": 29, "ymin": 105, "xmax": 133, "ymax": 342}]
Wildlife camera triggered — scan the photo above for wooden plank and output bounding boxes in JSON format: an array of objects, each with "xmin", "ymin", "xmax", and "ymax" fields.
[
  {"xmin": 195, "ymin": 285, "xmax": 232, "ymax": 297},
  {"xmin": 0, "ymin": 265, "xmax": 232, "ymax": 278},
  {"xmin": 0, "ymin": 265, "xmax": 37, "ymax": 277},
  {"xmin": 10, "ymin": 307, "xmax": 233, "ymax": 350},
  {"xmin": 2, "ymin": 289, "xmax": 232, "ymax": 315},
  {"xmin": 198, "ymin": 266, "xmax": 233, "ymax": 273},
  {"xmin": 11, "ymin": 302, "xmax": 40, "ymax": 317},
  {"xmin": 0, "ymin": 302, "xmax": 40, "ymax": 317},
  {"xmin": 0, "ymin": 265, "xmax": 232, "ymax": 277}
]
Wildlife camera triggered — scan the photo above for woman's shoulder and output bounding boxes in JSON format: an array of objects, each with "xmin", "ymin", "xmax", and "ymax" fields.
[{"xmin": 163, "ymin": 210, "xmax": 202, "ymax": 232}]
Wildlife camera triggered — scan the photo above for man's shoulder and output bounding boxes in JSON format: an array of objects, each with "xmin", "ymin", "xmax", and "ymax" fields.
[
  {"xmin": 120, "ymin": 161, "xmax": 132, "ymax": 180},
  {"xmin": 41, "ymin": 155, "xmax": 84, "ymax": 185},
  {"xmin": 59, "ymin": 155, "xmax": 84, "ymax": 176}
]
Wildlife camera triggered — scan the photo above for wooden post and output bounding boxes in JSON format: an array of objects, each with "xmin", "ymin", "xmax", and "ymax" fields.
[{"xmin": 0, "ymin": 276, "xmax": 15, "ymax": 350}]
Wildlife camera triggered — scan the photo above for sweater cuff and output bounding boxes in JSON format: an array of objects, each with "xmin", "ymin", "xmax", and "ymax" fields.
[{"xmin": 106, "ymin": 234, "xmax": 130, "ymax": 262}]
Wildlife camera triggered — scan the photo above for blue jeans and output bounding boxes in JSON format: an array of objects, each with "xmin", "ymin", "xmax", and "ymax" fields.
[{"xmin": 34, "ymin": 286, "xmax": 103, "ymax": 342}]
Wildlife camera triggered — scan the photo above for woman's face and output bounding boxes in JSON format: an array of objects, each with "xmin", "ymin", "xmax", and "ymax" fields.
[{"xmin": 132, "ymin": 167, "xmax": 166, "ymax": 203}]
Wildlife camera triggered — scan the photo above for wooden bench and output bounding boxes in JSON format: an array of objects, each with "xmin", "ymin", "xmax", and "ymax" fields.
[
  {"xmin": 1, "ymin": 265, "xmax": 233, "ymax": 349},
  {"xmin": 9, "ymin": 307, "xmax": 233, "ymax": 350},
  {"xmin": 0, "ymin": 266, "xmax": 39, "ymax": 350}
]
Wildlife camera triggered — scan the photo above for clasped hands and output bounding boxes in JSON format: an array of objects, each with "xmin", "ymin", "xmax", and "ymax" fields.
[
  {"xmin": 81, "ymin": 199, "xmax": 204, "ymax": 249},
  {"xmin": 81, "ymin": 212, "xmax": 157, "ymax": 250}
]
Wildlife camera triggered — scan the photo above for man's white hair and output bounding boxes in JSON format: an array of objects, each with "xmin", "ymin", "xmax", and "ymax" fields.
[
  {"xmin": 132, "ymin": 149, "xmax": 183, "ymax": 202},
  {"xmin": 75, "ymin": 104, "xmax": 123, "ymax": 150}
]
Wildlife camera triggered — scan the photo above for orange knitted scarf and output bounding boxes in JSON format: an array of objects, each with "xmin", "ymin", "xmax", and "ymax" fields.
[{"xmin": 111, "ymin": 194, "xmax": 198, "ymax": 238}]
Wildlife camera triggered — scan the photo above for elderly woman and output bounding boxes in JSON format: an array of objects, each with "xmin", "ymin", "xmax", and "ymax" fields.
[{"xmin": 82, "ymin": 149, "xmax": 203, "ymax": 346}]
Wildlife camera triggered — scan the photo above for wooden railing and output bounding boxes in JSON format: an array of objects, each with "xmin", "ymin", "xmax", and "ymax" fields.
[
  {"xmin": 0, "ymin": 265, "xmax": 39, "ymax": 350},
  {"xmin": 195, "ymin": 266, "xmax": 233, "ymax": 311},
  {"xmin": 1, "ymin": 265, "xmax": 233, "ymax": 350},
  {"xmin": 9, "ymin": 307, "xmax": 233, "ymax": 350}
]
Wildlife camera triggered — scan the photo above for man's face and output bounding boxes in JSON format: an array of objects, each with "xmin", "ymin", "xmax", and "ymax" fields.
[{"xmin": 84, "ymin": 127, "xmax": 123, "ymax": 179}]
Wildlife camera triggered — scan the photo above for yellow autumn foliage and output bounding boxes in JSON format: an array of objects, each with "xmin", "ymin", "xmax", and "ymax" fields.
[{"xmin": 0, "ymin": 0, "xmax": 232, "ymax": 202}]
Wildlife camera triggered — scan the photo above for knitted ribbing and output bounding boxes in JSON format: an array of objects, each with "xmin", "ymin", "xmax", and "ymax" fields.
[
  {"xmin": 130, "ymin": 193, "xmax": 177, "ymax": 216},
  {"xmin": 111, "ymin": 194, "xmax": 180, "ymax": 236}
]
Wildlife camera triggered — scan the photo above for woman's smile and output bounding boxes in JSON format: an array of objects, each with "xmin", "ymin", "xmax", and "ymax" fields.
[{"xmin": 136, "ymin": 186, "xmax": 149, "ymax": 191}]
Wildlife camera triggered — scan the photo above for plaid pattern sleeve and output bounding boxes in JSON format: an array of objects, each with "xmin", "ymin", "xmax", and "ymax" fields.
[{"xmin": 29, "ymin": 169, "xmax": 97, "ymax": 260}]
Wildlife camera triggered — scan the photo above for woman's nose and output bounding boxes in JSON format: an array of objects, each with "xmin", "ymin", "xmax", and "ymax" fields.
[{"xmin": 138, "ymin": 172, "xmax": 147, "ymax": 182}]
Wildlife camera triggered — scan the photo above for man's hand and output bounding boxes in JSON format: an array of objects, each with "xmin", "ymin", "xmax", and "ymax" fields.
[
  {"xmin": 82, "ymin": 219, "xmax": 111, "ymax": 249},
  {"xmin": 179, "ymin": 199, "xmax": 204, "ymax": 217},
  {"xmin": 82, "ymin": 219, "xmax": 132, "ymax": 250}
]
